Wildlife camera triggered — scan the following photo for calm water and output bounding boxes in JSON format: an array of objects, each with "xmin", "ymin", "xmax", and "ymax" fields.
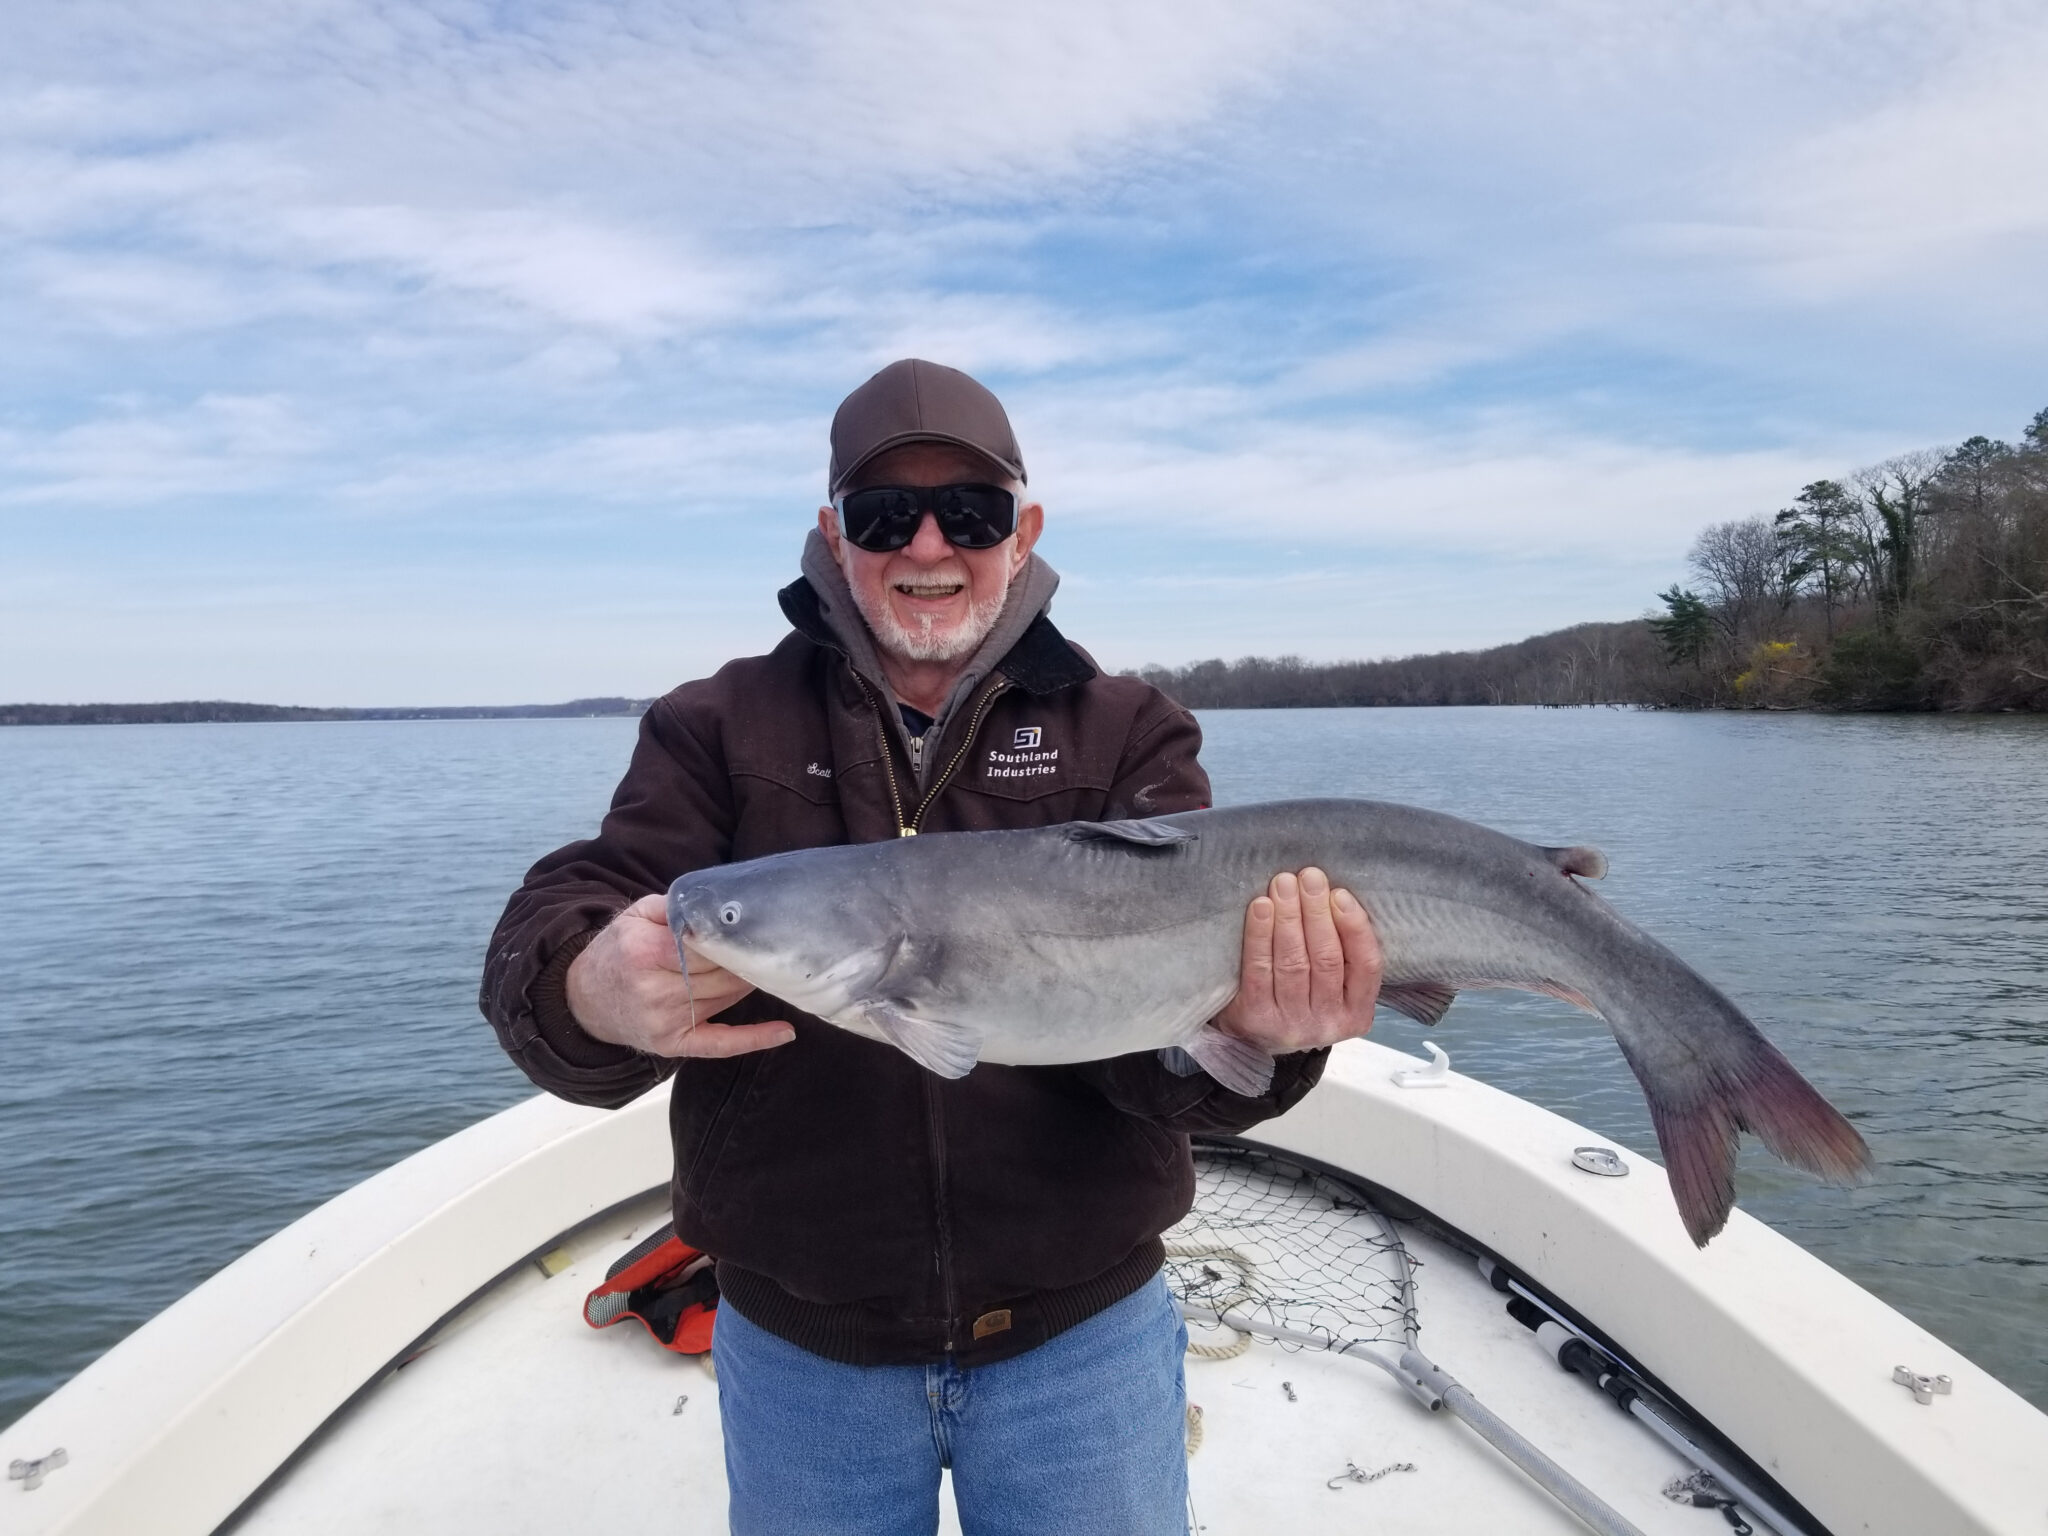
[{"xmin": 1, "ymin": 709, "xmax": 2043, "ymax": 1431}]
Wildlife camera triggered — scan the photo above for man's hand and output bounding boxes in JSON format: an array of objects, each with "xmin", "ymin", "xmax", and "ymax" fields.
[
  {"xmin": 565, "ymin": 894, "xmax": 796, "ymax": 1059},
  {"xmin": 1213, "ymin": 868, "xmax": 1382, "ymax": 1053}
]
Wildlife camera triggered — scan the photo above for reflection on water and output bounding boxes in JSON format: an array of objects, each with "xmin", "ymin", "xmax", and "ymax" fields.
[{"xmin": 0, "ymin": 707, "xmax": 2043, "ymax": 1429}]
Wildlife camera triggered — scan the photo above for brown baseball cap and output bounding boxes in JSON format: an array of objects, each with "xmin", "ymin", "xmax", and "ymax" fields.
[{"xmin": 828, "ymin": 358, "xmax": 1027, "ymax": 495}]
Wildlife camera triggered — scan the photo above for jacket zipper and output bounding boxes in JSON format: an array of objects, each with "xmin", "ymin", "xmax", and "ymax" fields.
[
  {"xmin": 848, "ymin": 666, "xmax": 1011, "ymax": 1349},
  {"xmin": 851, "ymin": 672, "xmax": 1010, "ymax": 836},
  {"xmin": 850, "ymin": 674, "xmax": 911, "ymax": 833},
  {"xmin": 925, "ymin": 1077, "xmax": 957, "ymax": 1351},
  {"xmin": 908, "ymin": 678, "xmax": 1009, "ymax": 831}
]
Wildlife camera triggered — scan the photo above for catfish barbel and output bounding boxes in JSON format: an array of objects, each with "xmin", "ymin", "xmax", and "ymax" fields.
[{"xmin": 668, "ymin": 799, "xmax": 1869, "ymax": 1245}]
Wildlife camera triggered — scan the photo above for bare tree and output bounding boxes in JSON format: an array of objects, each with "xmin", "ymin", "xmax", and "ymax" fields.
[
  {"xmin": 1846, "ymin": 450, "xmax": 1945, "ymax": 622},
  {"xmin": 1687, "ymin": 516, "xmax": 1800, "ymax": 644}
]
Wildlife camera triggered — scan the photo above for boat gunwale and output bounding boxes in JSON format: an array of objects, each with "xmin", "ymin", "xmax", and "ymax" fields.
[
  {"xmin": 5, "ymin": 1041, "xmax": 2042, "ymax": 1536},
  {"xmin": 1187, "ymin": 1132, "xmax": 1829, "ymax": 1536}
]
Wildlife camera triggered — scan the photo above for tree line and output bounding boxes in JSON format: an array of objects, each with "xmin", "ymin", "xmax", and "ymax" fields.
[
  {"xmin": 0, "ymin": 698, "xmax": 654, "ymax": 726},
  {"xmin": 1646, "ymin": 408, "xmax": 2048, "ymax": 708},
  {"xmin": 1137, "ymin": 406, "xmax": 2048, "ymax": 712}
]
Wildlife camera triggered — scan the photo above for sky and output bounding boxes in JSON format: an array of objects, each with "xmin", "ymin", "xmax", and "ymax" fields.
[{"xmin": 3, "ymin": 1, "xmax": 2046, "ymax": 706}]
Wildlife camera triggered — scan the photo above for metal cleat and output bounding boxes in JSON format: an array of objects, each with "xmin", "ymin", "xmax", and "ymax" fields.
[
  {"xmin": 8, "ymin": 1448, "xmax": 68, "ymax": 1492},
  {"xmin": 1892, "ymin": 1365, "xmax": 1953, "ymax": 1405},
  {"xmin": 1572, "ymin": 1146, "xmax": 1629, "ymax": 1177}
]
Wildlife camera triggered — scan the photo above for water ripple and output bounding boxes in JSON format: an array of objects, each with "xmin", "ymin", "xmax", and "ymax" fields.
[{"xmin": 1, "ymin": 708, "xmax": 2044, "ymax": 1427}]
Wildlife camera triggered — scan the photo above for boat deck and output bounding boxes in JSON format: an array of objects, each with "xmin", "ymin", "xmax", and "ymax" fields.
[
  {"xmin": 231, "ymin": 1189, "xmax": 1706, "ymax": 1535},
  {"xmin": 16, "ymin": 1042, "xmax": 2043, "ymax": 1536}
]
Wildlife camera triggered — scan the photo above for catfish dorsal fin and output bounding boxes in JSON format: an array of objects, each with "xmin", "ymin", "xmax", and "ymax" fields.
[
  {"xmin": 1544, "ymin": 844, "xmax": 1608, "ymax": 881},
  {"xmin": 1065, "ymin": 818, "xmax": 1198, "ymax": 848}
]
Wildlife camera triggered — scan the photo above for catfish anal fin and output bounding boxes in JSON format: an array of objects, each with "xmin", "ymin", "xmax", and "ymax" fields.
[{"xmin": 1528, "ymin": 979, "xmax": 1598, "ymax": 1014}]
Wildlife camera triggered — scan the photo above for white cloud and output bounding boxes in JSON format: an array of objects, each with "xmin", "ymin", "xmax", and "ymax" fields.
[
  {"xmin": 2, "ymin": 395, "xmax": 329, "ymax": 506},
  {"xmin": 277, "ymin": 205, "xmax": 749, "ymax": 335},
  {"xmin": 4, "ymin": 0, "xmax": 2046, "ymax": 701},
  {"xmin": 1029, "ymin": 398, "xmax": 1851, "ymax": 560},
  {"xmin": 1727, "ymin": 28, "xmax": 2048, "ymax": 301}
]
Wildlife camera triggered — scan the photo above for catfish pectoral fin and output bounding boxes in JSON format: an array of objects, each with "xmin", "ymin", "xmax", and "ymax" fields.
[
  {"xmin": 1182, "ymin": 1025, "xmax": 1278, "ymax": 1098},
  {"xmin": 856, "ymin": 1003, "xmax": 986, "ymax": 1080}
]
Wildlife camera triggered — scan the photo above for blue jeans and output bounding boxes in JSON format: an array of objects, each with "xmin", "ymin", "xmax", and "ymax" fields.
[{"xmin": 712, "ymin": 1273, "xmax": 1190, "ymax": 1536}]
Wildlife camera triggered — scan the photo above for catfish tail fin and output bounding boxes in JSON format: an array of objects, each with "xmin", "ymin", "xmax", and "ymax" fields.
[{"xmin": 1645, "ymin": 1039, "xmax": 1870, "ymax": 1247}]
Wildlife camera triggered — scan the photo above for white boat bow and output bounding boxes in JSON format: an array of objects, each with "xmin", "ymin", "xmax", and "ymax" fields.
[{"xmin": 5, "ymin": 1040, "xmax": 2041, "ymax": 1535}]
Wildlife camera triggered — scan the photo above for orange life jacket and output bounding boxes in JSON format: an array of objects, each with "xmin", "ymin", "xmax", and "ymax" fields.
[{"xmin": 582, "ymin": 1223, "xmax": 718, "ymax": 1354}]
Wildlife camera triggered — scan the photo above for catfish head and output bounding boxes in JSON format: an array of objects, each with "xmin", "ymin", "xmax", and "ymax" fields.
[{"xmin": 667, "ymin": 849, "xmax": 904, "ymax": 1020}]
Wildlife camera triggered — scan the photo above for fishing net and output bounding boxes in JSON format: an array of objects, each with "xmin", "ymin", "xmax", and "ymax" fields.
[
  {"xmin": 1164, "ymin": 1145, "xmax": 1721, "ymax": 1536},
  {"xmin": 1164, "ymin": 1142, "xmax": 1419, "ymax": 1361}
]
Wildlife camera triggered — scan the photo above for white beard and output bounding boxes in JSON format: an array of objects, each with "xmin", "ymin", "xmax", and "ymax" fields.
[{"xmin": 852, "ymin": 573, "xmax": 1011, "ymax": 664}]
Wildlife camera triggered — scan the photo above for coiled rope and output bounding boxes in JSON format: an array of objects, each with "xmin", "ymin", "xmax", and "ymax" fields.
[{"xmin": 1163, "ymin": 1241, "xmax": 1258, "ymax": 1360}]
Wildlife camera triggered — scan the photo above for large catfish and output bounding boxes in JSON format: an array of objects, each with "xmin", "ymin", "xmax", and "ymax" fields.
[{"xmin": 668, "ymin": 799, "xmax": 1869, "ymax": 1245}]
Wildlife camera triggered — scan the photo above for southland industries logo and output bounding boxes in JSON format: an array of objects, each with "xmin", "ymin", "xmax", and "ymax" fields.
[{"xmin": 989, "ymin": 725, "xmax": 1058, "ymax": 779}]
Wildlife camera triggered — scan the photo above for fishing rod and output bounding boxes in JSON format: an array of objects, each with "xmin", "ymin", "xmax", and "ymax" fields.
[{"xmin": 1479, "ymin": 1257, "xmax": 1806, "ymax": 1536}]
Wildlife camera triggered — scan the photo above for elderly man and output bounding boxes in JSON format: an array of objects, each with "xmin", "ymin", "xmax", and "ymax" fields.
[{"xmin": 481, "ymin": 359, "xmax": 1381, "ymax": 1536}]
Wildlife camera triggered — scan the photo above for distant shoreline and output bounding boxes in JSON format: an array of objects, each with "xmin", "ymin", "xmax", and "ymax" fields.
[{"xmin": 0, "ymin": 699, "xmax": 655, "ymax": 726}]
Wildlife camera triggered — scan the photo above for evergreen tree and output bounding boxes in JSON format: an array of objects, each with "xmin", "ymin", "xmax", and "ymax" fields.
[
  {"xmin": 1773, "ymin": 479, "xmax": 1858, "ymax": 638},
  {"xmin": 1648, "ymin": 586, "xmax": 1715, "ymax": 666}
]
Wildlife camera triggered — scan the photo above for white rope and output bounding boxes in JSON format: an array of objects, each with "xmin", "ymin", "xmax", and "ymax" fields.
[{"xmin": 1164, "ymin": 1241, "xmax": 1259, "ymax": 1360}]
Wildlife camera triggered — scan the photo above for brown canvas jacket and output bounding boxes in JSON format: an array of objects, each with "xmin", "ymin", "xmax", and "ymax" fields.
[{"xmin": 479, "ymin": 570, "xmax": 1328, "ymax": 1365}]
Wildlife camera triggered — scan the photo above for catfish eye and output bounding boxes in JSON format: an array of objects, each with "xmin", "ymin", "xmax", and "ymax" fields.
[{"xmin": 719, "ymin": 902, "xmax": 742, "ymax": 926}]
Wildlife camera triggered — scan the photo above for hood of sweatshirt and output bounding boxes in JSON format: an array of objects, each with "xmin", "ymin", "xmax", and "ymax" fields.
[{"xmin": 797, "ymin": 526, "xmax": 1062, "ymax": 781}]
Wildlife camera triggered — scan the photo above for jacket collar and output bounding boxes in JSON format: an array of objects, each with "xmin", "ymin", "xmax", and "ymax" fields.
[{"xmin": 776, "ymin": 576, "xmax": 1095, "ymax": 699}]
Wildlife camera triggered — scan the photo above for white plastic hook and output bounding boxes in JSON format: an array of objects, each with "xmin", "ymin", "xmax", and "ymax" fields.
[{"xmin": 1392, "ymin": 1042, "xmax": 1451, "ymax": 1090}]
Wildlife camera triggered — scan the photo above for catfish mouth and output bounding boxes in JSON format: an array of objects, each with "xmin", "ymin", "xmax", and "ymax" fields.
[
  {"xmin": 668, "ymin": 886, "xmax": 707, "ymax": 944},
  {"xmin": 668, "ymin": 887, "xmax": 734, "ymax": 962}
]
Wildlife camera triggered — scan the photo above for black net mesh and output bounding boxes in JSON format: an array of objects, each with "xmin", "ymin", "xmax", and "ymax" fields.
[{"xmin": 1164, "ymin": 1143, "xmax": 1419, "ymax": 1356}]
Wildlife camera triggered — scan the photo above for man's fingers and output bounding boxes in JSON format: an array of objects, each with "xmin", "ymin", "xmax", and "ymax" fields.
[
  {"xmin": 1333, "ymin": 887, "xmax": 1383, "ymax": 1017},
  {"xmin": 1268, "ymin": 872, "xmax": 1312, "ymax": 1018},
  {"xmin": 618, "ymin": 894, "xmax": 684, "ymax": 972},
  {"xmin": 1298, "ymin": 867, "xmax": 1347, "ymax": 1017},
  {"xmin": 1238, "ymin": 894, "xmax": 1276, "ymax": 1000},
  {"xmin": 677, "ymin": 1021, "xmax": 796, "ymax": 1059},
  {"xmin": 683, "ymin": 945, "xmax": 729, "ymax": 978}
]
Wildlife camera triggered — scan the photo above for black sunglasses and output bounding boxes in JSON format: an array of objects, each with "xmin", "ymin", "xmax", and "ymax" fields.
[{"xmin": 834, "ymin": 483, "xmax": 1019, "ymax": 553}]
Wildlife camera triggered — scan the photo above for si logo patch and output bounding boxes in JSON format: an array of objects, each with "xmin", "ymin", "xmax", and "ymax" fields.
[{"xmin": 987, "ymin": 727, "xmax": 1059, "ymax": 779}]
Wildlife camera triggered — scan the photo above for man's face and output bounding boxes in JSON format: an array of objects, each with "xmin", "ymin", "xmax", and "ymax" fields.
[{"xmin": 819, "ymin": 443, "xmax": 1044, "ymax": 666}]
